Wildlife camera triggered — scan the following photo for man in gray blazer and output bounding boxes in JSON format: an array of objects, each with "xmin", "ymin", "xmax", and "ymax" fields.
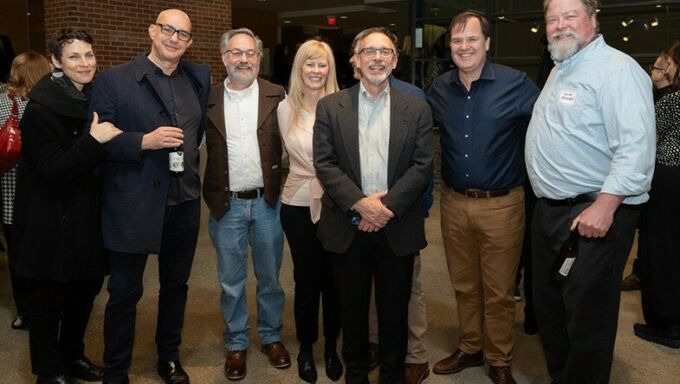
[{"xmin": 313, "ymin": 27, "xmax": 433, "ymax": 384}]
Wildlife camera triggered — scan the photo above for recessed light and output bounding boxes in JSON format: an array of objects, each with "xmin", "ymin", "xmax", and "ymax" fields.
[
  {"xmin": 340, "ymin": 15, "xmax": 348, "ymax": 19},
  {"xmin": 283, "ymin": 20, "xmax": 291, "ymax": 24}
]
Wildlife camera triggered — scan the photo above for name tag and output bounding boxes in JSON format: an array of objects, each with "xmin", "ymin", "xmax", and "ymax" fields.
[{"xmin": 558, "ymin": 90, "xmax": 576, "ymax": 105}]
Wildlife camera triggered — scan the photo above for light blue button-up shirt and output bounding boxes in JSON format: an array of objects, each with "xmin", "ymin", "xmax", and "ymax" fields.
[
  {"xmin": 358, "ymin": 81, "xmax": 391, "ymax": 196},
  {"xmin": 525, "ymin": 35, "xmax": 655, "ymax": 204}
]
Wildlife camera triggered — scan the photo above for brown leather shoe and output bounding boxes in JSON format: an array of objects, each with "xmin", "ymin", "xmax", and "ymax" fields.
[
  {"xmin": 224, "ymin": 350, "xmax": 247, "ymax": 381},
  {"xmin": 368, "ymin": 342, "xmax": 379, "ymax": 370},
  {"xmin": 488, "ymin": 366, "xmax": 517, "ymax": 384},
  {"xmin": 432, "ymin": 349, "xmax": 483, "ymax": 374},
  {"xmin": 261, "ymin": 341, "xmax": 292, "ymax": 369},
  {"xmin": 405, "ymin": 362, "xmax": 430, "ymax": 384}
]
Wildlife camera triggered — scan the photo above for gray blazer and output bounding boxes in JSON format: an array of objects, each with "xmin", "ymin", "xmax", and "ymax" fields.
[{"xmin": 313, "ymin": 83, "xmax": 433, "ymax": 256}]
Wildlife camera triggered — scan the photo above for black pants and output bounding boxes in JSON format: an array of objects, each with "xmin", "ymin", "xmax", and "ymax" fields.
[
  {"xmin": 280, "ymin": 204, "xmax": 341, "ymax": 349},
  {"xmin": 532, "ymin": 199, "xmax": 638, "ymax": 384},
  {"xmin": 29, "ymin": 277, "xmax": 103, "ymax": 376},
  {"xmin": 4, "ymin": 223, "xmax": 35, "ymax": 321},
  {"xmin": 103, "ymin": 199, "xmax": 200, "ymax": 382},
  {"xmin": 639, "ymin": 164, "xmax": 680, "ymax": 325},
  {"xmin": 333, "ymin": 231, "xmax": 414, "ymax": 384},
  {"xmin": 516, "ymin": 184, "xmax": 537, "ymax": 326}
]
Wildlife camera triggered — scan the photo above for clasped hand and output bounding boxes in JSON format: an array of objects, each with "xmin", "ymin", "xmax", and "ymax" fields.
[
  {"xmin": 141, "ymin": 126, "xmax": 184, "ymax": 150},
  {"xmin": 352, "ymin": 191, "xmax": 394, "ymax": 233}
]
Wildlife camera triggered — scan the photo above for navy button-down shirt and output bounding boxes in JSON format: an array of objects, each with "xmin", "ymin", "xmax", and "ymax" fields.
[{"xmin": 427, "ymin": 61, "xmax": 539, "ymax": 191}]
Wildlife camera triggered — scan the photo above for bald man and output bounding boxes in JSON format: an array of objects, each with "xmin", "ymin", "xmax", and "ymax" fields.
[{"xmin": 90, "ymin": 9, "xmax": 211, "ymax": 384}]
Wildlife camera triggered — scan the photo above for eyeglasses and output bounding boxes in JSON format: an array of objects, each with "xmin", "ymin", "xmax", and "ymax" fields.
[
  {"xmin": 222, "ymin": 49, "xmax": 259, "ymax": 59},
  {"xmin": 156, "ymin": 23, "xmax": 192, "ymax": 42},
  {"xmin": 648, "ymin": 64, "xmax": 668, "ymax": 73},
  {"xmin": 359, "ymin": 47, "xmax": 395, "ymax": 58}
]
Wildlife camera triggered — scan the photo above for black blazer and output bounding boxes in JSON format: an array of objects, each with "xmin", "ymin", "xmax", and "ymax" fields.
[
  {"xmin": 313, "ymin": 83, "xmax": 433, "ymax": 256},
  {"xmin": 90, "ymin": 55, "xmax": 210, "ymax": 254}
]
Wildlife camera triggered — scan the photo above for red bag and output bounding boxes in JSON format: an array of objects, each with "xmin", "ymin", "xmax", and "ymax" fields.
[{"xmin": 0, "ymin": 93, "xmax": 22, "ymax": 173}]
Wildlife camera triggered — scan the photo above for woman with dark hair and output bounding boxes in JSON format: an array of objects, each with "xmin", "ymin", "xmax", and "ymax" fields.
[
  {"xmin": 0, "ymin": 51, "xmax": 51, "ymax": 330},
  {"xmin": 14, "ymin": 29, "xmax": 121, "ymax": 384},
  {"xmin": 634, "ymin": 41, "xmax": 680, "ymax": 349}
]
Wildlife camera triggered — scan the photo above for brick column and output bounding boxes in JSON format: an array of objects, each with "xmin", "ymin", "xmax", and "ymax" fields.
[{"xmin": 43, "ymin": 0, "xmax": 231, "ymax": 81}]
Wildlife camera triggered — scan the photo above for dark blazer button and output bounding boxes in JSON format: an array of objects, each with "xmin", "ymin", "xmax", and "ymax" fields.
[
  {"xmin": 154, "ymin": 180, "xmax": 161, "ymax": 188},
  {"xmin": 73, "ymin": 130, "xmax": 78, "ymax": 136}
]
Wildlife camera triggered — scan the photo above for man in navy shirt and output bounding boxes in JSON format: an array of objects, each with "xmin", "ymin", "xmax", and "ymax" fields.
[{"xmin": 427, "ymin": 11, "xmax": 538, "ymax": 384}]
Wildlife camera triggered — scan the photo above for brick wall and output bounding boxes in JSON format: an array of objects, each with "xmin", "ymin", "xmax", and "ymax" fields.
[{"xmin": 43, "ymin": 0, "xmax": 231, "ymax": 82}]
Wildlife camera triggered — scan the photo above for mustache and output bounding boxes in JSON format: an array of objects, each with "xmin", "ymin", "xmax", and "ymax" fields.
[{"xmin": 551, "ymin": 30, "xmax": 576, "ymax": 39}]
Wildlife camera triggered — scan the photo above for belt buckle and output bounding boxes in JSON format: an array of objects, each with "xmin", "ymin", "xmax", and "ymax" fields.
[{"xmin": 465, "ymin": 189, "xmax": 484, "ymax": 198}]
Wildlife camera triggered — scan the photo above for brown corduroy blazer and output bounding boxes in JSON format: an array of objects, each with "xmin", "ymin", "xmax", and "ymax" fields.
[{"xmin": 203, "ymin": 78, "xmax": 286, "ymax": 220}]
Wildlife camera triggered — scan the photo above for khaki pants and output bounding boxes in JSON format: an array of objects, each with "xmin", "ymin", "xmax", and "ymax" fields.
[
  {"xmin": 369, "ymin": 254, "xmax": 428, "ymax": 364},
  {"xmin": 440, "ymin": 186, "xmax": 524, "ymax": 366}
]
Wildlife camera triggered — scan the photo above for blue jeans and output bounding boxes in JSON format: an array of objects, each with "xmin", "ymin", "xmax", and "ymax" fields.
[{"xmin": 208, "ymin": 196, "xmax": 285, "ymax": 351}]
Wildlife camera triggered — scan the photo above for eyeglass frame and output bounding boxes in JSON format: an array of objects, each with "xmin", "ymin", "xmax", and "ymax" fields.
[
  {"xmin": 221, "ymin": 49, "xmax": 260, "ymax": 60},
  {"xmin": 358, "ymin": 47, "xmax": 395, "ymax": 58},
  {"xmin": 155, "ymin": 23, "xmax": 192, "ymax": 42},
  {"xmin": 649, "ymin": 64, "xmax": 668, "ymax": 73}
]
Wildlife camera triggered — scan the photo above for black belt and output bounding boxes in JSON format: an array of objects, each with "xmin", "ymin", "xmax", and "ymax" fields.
[
  {"xmin": 452, "ymin": 187, "xmax": 510, "ymax": 199},
  {"xmin": 232, "ymin": 187, "xmax": 264, "ymax": 199},
  {"xmin": 541, "ymin": 193, "xmax": 596, "ymax": 206}
]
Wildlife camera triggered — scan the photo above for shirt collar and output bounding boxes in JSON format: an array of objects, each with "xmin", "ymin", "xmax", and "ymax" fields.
[
  {"xmin": 556, "ymin": 34, "xmax": 604, "ymax": 69},
  {"xmin": 223, "ymin": 77, "xmax": 258, "ymax": 99},
  {"xmin": 449, "ymin": 59, "xmax": 496, "ymax": 86},
  {"xmin": 140, "ymin": 55, "xmax": 182, "ymax": 77},
  {"xmin": 359, "ymin": 80, "xmax": 390, "ymax": 102}
]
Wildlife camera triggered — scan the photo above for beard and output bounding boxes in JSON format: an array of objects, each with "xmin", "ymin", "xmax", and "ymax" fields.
[{"xmin": 548, "ymin": 30, "xmax": 582, "ymax": 63}]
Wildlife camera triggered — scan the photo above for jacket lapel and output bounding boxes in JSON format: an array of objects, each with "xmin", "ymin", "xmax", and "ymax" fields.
[
  {"xmin": 338, "ymin": 85, "xmax": 362, "ymax": 183},
  {"xmin": 387, "ymin": 90, "xmax": 411, "ymax": 185},
  {"xmin": 206, "ymin": 84, "xmax": 227, "ymax": 140},
  {"xmin": 257, "ymin": 78, "xmax": 279, "ymax": 129}
]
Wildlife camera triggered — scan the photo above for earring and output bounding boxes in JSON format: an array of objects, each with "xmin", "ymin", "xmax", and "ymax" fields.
[{"xmin": 52, "ymin": 67, "xmax": 64, "ymax": 78}]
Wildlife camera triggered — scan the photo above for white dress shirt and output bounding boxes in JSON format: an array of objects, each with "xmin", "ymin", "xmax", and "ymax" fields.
[
  {"xmin": 358, "ymin": 82, "xmax": 391, "ymax": 196},
  {"xmin": 223, "ymin": 78, "xmax": 264, "ymax": 191}
]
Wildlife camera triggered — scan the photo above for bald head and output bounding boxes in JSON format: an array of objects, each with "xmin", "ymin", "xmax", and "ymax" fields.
[{"xmin": 156, "ymin": 9, "xmax": 192, "ymax": 30}]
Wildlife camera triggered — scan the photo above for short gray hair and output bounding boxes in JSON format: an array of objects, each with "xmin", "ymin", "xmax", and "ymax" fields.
[
  {"xmin": 544, "ymin": 0, "xmax": 598, "ymax": 15},
  {"xmin": 219, "ymin": 28, "xmax": 263, "ymax": 55}
]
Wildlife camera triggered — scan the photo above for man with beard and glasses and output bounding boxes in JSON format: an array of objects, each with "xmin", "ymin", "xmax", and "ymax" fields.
[
  {"xmin": 202, "ymin": 27, "xmax": 289, "ymax": 381},
  {"xmin": 427, "ymin": 11, "xmax": 539, "ymax": 384},
  {"xmin": 313, "ymin": 27, "xmax": 433, "ymax": 384},
  {"xmin": 525, "ymin": 1, "xmax": 655, "ymax": 383}
]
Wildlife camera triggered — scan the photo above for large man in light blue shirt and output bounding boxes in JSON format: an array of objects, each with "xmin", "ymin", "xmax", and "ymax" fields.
[{"xmin": 525, "ymin": 1, "xmax": 655, "ymax": 383}]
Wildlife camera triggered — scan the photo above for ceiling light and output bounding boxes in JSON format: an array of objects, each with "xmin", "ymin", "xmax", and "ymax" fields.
[
  {"xmin": 283, "ymin": 20, "xmax": 291, "ymax": 24},
  {"xmin": 389, "ymin": 23, "xmax": 396, "ymax": 26},
  {"xmin": 339, "ymin": 15, "xmax": 348, "ymax": 19},
  {"xmin": 621, "ymin": 19, "xmax": 634, "ymax": 27},
  {"xmin": 530, "ymin": 24, "xmax": 539, "ymax": 33},
  {"xmin": 651, "ymin": 17, "xmax": 659, "ymax": 27},
  {"xmin": 622, "ymin": 36, "xmax": 630, "ymax": 42}
]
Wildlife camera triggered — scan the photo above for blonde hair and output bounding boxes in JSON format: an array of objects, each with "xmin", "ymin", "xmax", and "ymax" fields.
[
  {"xmin": 286, "ymin": 40, "xmax": 339, "ymax": 129},
  {"xmin": 7, "ymin": 51, "xmax": 51, "ymax": 98}
]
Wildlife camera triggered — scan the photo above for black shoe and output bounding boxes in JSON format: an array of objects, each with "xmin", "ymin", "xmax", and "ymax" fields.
[
  {"xmin": 158, "ymin": 360, "xmax": 190, "ymax": 384},
  {"xmin": 634, "ymin": 323, "xmax": 680, "ymax": 348},
  {"xmin": 297, "ymin": 353, "xmax": 317, "ymax": 383},
  {"xmin": 66, "ymin": 356, "xmax": 104, "ymax": 381},
  {"xmin": 325, "ymin": 352, "xmax": 343, "ymax": 382},
  {"xmin": 35, "ymin": 375, "xmax": 77, "ymax": 384}
]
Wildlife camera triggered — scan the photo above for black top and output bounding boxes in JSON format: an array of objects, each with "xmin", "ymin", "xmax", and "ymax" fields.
[
  {"xmin": 655, "ymin": 89, "xmax": 680, "ymax": 167},
  {"xmin": 138, "ymin": 56, "xmax": 201, "ymax": 205}
]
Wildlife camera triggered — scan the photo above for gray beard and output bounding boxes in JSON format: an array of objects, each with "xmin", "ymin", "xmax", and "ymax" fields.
[{"xmin": 548, "ymin": 34, "xmax": 580, "ymax": 63}]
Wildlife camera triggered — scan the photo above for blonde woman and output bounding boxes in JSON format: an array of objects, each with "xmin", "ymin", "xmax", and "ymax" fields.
[
  {"xmin": 0, "ymin": 51, "xmax": 51, "ymax": 330},
  {"xmin": 277, "ymin": 39, "xmax": 342, "ymax": 383}
]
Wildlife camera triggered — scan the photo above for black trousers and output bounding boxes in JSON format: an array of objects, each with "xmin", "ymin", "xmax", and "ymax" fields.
[
  {"xmin": 103, "ymin": 198, "xmax": 200, "ymax": 382},
  {"xmin": 532, "ymin": 199, "xmax": 638, "ymax": 384},
  {"xmin": 29, "ymin": 277, "xmax": 103, "ymax": 376},
  {"xmin": 332, "ymin": 231, "xmax": 414, "ymax": 384},
  {"xmin": 516, "ymin": 183, "xmax": 537, "ymax": 326},
  {"xmin": 639, "ymin": 164, "xmax": 680, "ymax": 324},
  {"xmin": 280, "ymin": 204, "xmax": 341, "ymax": 349},
  {"xmin": 4, "ymin": 223, "xmax": 36, "ymax": 321}
]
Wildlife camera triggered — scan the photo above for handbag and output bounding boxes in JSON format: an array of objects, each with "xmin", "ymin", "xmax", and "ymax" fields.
[{"xmin": 0, "ymin": 93, "xmax": 22, "ymax": 173}]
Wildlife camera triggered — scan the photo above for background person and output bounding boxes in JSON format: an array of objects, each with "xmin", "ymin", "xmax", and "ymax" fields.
[{"xmin": 0, "ymin": 51, "xmax": 50, "ymax": 331}]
